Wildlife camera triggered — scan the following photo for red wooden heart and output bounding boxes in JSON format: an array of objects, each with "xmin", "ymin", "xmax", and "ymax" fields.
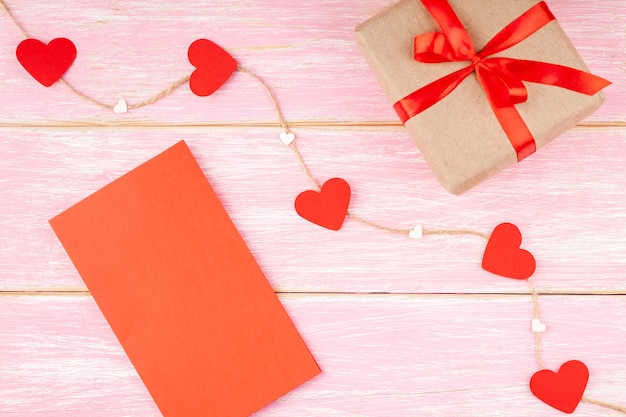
[
  {"xmin": 295, "ymin": 178, "xmax": 351, "ymax": 231},
  {"xmin": 482, "ymin": 223, "xmax": 535, "ymax": 279},
  {"xmin": 188, "ymin": 39, "xmax": 237, "ymax": 97},
  {"xmin": 530, "ymin": 360, "xmax": 589, "ymax": 414},
  {"xmin": 16, "ymin": 38, "xmax": 77, "ymax": 87}
]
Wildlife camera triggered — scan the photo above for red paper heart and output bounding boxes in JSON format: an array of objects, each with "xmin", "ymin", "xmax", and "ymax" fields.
[
  {"xmin": 530, "ymin": 360, "xmax": 589, "ymax": 414},
  {"xmin": 295, "ymin": 178, "xmax": 351, "ymax": 231},
  {"xmin": 482, "ymin": 223, "xmax": 535, "ymax": 279},
  {"xmin": 16, "ymin": 38, "xmax": 77, "ymax": 87},
  {"xmin": 188, "ymin": 39, "xmax": 237, "ymax": 97}
]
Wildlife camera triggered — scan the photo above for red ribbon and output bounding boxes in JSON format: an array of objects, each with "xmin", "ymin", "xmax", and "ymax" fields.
[{"xmin": 393, "ymin": 0, "xmax": 610, "ymax": 161}]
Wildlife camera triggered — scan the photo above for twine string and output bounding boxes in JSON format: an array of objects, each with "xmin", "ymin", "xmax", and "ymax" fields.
[
  {"xmin": 58, "ymin": 79, "xmax": 112, "ymax": 109},
  {"xmin": 528, "ymin": 278, "xmax": 546, "ymax": 369},
  {"xmin": 127, "ymin": 74, "xmax": 191, "ymax": 110},
  {"xmin": 2, "ymin": 2, "xmax": 625, "ymax": 413},
  {"xmin": 60, "ymin": 73, "xmax": 190, "ymax": 111},
  {"xmin": 423, "ymin": 228, "xmax": 490, "ymax": 240},
  {"xmin": 581, "ymin": 397, "xmax": 626, "ymax": 413},
  {"xmin": 288, "ymin": 142, "xmax": 321, "ymax": 191},
  {"xmin": 347, "ymin": 212, "xmax": 411, "ymax": 235},
  {"xmin": 1, "ymin": 0, "xmax": 29, "ymax": 38},
  {"xmin": 238, "ymin": 66, "xmax": 290, "ymax": 133}
]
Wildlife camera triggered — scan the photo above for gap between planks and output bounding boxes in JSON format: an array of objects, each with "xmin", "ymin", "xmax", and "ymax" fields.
[
  {"xmin": 0, "ymin": 121, "xmax": 624, "ymax": 130},
  {"xmin": 2, "ymin": 290, "xmax": 626, "ymax": 297}
]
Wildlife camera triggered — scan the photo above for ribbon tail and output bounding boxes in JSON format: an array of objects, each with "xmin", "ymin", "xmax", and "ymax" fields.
[
  {"xmin": 415, "ymin": 32, "xmax": 461, "ymax": 62},
  {"xmin": 476, "ymin": 58, "xmax": 609, "ymax": 160},
  {"xmin": 491, "ymin": 106, "xmax": 536, "ymax": 161},
  {"xmin": 505, "ymin": 60, "xmax": 611, "ymax": 94},
  {"xmin": 476, "ymin": 66, "xmax": 536, "ymax": 160},
  {"xmin": 394, "ymin": 65, "xmax": 473, "ymax": 123}
]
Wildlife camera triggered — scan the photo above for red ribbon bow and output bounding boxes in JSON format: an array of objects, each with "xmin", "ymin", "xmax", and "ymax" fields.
[{"xmin": 393, "ymin": 0, "xmax": 610, "ymax": 160}]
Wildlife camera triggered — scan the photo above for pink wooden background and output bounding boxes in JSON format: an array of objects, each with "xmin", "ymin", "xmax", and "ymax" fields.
[{"xmin": 1, "ymin": 1, "xmax": 625, "ymax": 416}]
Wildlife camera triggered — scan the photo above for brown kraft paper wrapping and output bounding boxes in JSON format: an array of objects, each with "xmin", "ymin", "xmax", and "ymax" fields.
[{"xmin": 356, "ymin": 0, "xmax": 604, "ymax": 194}]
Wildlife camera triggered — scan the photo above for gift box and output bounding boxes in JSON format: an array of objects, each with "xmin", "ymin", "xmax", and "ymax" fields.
[{"xmin": 356, "ymin": 0, "xmax": 608, "ymax": 194}]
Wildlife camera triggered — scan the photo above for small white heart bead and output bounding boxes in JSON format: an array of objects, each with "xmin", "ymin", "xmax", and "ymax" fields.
[
  {"xmin": 409, "ymin": 225, "xmax": 423, "ymax": 239},
  {"xmin": 113, "ymin": 99, "xmax": 128, "ymax": 114},
  {"xmin": 280, "ymin": 131, "xmax": 295, "ymax": 146},
  {"xmin": 531, "ymin": 318, "xmax": 546, "ymax": 333}
]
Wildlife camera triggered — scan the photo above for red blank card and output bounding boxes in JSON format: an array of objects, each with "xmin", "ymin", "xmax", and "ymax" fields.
[{"xmin": 49, "ymin": 140, "xmax": 320, "ymax": 417}]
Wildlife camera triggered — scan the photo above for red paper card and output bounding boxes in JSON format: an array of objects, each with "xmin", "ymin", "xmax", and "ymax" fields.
[{"xmin": 49, "ymin": 141, "xmax": 320, "ymax": 417}]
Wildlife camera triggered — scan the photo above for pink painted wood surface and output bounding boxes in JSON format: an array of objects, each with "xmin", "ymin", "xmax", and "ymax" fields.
[
  {"xmin": 1, "ymin": 294, "xmax": 626, "ymax": 417},
  {"xmin": 1, "ymin": 128, "xmax": 625, "ymax": 292},
  {"xmin": 0, "ymin": 0, "xmax": 625, "ymax": 416},
  {"xmin": 0, "ymin": 0, "xmax": 623, "ymax": 125}
]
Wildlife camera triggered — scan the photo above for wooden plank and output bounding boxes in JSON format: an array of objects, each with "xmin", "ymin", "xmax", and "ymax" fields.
[
  {"xmin": 0, "ymin": 0, "xmax": 623, "ymax": 125},
  {"xmin": 1, "ymin": 293, "xmax": 625, "ymax": 416},
  {"xmin": 1, "ymin": 126, "xmax": 625, "ymax": 293}
]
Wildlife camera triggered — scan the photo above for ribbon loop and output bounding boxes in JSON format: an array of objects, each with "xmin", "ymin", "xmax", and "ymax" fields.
[
  {"xmin": 394, "ymin": 0, "xmax": 610, "ymax": 161},
  {"xmin": 420, "ymin": 0, "xmax": 475, "ymax": 58},
  {"xmin": 414, "ymin": 32, "xmax": 464, "ymax": 62}
]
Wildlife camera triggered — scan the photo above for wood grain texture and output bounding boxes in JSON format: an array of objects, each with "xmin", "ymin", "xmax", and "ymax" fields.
[
  {"xmin": 0, "ymin": 0, "xmax": 625, "ymax": 416},
  {"xmin": 1, "ymin": 127, "xmax": 625, "ymax": 293},
  {"xmin": 1, "ymin": 294, "xmax": 626, "ymax": 417}
]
